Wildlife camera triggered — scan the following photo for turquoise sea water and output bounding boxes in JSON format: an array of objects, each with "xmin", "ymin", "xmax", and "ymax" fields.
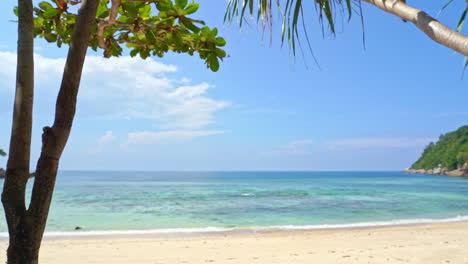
[{"xmin": 1, "ymin": 171, "xmax": 468, "ymax": 235}]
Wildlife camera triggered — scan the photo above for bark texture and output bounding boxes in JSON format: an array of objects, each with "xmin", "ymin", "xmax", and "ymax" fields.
[
  {"xmin": 2, "ymin": 0, "xmax": 99, "ymax": 263},
  {"xmin": 1, "ymin": 0, "xmax": 35, "ymax": 262},
  {"xmin": 363, "ymin": 0, "xmax": 468, "ymax": 56}
]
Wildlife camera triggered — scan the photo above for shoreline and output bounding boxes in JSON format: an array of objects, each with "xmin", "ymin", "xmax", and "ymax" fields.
[
  {"xmin": 403, "ymin": 167, "xmax": 468, "ymax": 177},
  {"xmin": 2, "ymin": 221, "xmax": 468, "ymax": 263},
  {"xmin": 1, "ymin": 214, "xmax": 468, "ymax": 240},
  {"xmin": 42, "ymin": 220, "xmax": 468, "ymax": 241}
]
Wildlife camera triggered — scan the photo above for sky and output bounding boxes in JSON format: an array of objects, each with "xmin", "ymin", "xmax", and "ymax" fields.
[{"xmin": 0, "ymin": 0, "xmax": 467, "ymax": 171}]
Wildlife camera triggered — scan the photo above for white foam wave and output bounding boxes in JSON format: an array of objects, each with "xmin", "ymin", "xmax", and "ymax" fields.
[
  {"xmin": 0, "ymin": 227, "xmax": 234, "ymax": 238},
  {"xmin": 267, "ymin": 215, "xmax": 468, "ymax": 230},
  {"xmin": 1, "ymin": 215, "xmax": 467, "ymax": 238}
]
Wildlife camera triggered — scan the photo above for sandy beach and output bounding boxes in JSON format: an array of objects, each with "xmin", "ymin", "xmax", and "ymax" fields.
[{"xmin": 1, "ymin": 221, "xmax": 468, "ymax": 263}]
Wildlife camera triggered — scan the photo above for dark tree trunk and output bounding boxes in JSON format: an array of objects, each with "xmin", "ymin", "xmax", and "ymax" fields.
[
  {"xmin": 2, "ymin": 0, "xmax": 99, "ymax": 263},
  {"xmin": 1, "ymin": 0, "xmax": 35, "ymax": 262},
  {"xmin": 5, "ymin": 214, "xmax": 38, "ymax": 263}
]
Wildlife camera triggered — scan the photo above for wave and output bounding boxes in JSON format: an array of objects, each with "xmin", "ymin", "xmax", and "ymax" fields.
[
  {"xmin": 1, "ymin": 215, "xmax": 468, "ymax": 238},
  {"xmin": 0, "ymin": 227, "xmax": 235, "ymax": 238},
  {"xmin": 267, "ymin": 215, "xmax": 468, "ymax": 230}
]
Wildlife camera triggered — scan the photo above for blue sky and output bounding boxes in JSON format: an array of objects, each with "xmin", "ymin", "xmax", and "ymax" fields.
[{"xmin": 0, "ymin": 0, "xmax": 467, "ymax": 171}]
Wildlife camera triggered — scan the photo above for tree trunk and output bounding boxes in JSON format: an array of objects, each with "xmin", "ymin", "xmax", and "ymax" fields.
[
  {"xmin": 363, "ymin": 0, "xmax": 468, "ymax": 56},
  {"xmin": 1, "ymin": 0, "xmax": 35, "ymax": 262},
  {"xmin": 2, "ymin": 0, "xmax": 99, "ymax": 263},
  {"xmin": 5, "ymin": 215, "xmax": 38, "ymax": 263}
]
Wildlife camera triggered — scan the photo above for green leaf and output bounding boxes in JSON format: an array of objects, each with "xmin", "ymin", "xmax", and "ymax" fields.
[
  {"xmin": 323, "ymin": 0, "xmax": 335, "ymax": 34},
  {"xmin": 438, "ymin": 0, "xmax": 455, "ymax": 16},
  {"xmin": 124, "ymin": 3, "xmax": 139, "ymax": 18},
  {"xmin": 146, "ymin": 30, "xmax": 156, "ymax": 43},
  {"xmin": 44, "ymin": 33, "xmax": 57, "ymax": 42},
  {"xmin": 140, "ymin": 49, "xmax": 150, "ymax": 59},
  {"xmin": 130, "ymin": 49, "xmax": 139, "ymax": 57},
  {"xmin": 240, "ymin": 0, "xmax": 249, "ymax": 27},
  {"xmin": 201, "ymin": 26, "xmax": 210, "ymax": 36},
  {"xmin": 156, "ymin": 1, "xmax": 172, "ymax": 11},
  {"xmin": 180, "ymin": 17, "xmax": 200, "ymax": 32},
  {"xmin": 215, "ymin": 37, "xmax": 226, "ymax": 46},
  {"xmin": 345, "ymin": 0, "xmax": 352, "ymax": 21},
  {"xmin": 97, "ymin": 2, "xmax": 110, "ymax": 18},
  {"xmin": 13, "ymin": 6, "xmax": 18, "ymax": 16},
  {"xmin": 140, "ymin": 5, "xmax": 151, "ymax": 17},
  {"xmin": 456, "ymin": 7, "xmax": 468, "ymax": 32},
  {"xmin": 43, "ymin": 8, "xmax": 59, "ymax": 18},
  {"xmin": 209, "ymin": 56, "xmax": 220, "ymax": 71},
  {"xmin": 175, "ymin": 0, "xmax": 188, "ymax": 8},
  {"xmin": 117, "ymin": 15, "xmax": 129, "ymax": 23},
  {"xmin": 191, "ymin": 19, "xmax": 205, "ymax": 25},
  {"xmin": 292, "ymin": 0, "xmax": 301, "ymax": 36},
  {"xmin": 184, "ymin": 2, "xmax": 199, "ymax": 15},
  {"xmin": 39, "ymin": 1, "xmax": 54, "ymax": 11},
  {"xmin": 215, "ymin": 48, "xmax": 226, "ymax": 58}
]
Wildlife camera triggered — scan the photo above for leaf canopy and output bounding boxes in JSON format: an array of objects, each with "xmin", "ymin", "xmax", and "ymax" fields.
[{"xmin": 29, "ymin": 0, "xmax": 227, "ymax": 71}]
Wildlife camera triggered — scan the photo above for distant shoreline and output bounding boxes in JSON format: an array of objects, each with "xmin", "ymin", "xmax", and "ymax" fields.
[{"xmin": 403, "ymin": 168, "xmax": 468, "ymax": 177}]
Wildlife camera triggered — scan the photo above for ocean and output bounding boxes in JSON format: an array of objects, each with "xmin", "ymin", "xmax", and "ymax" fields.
[{"xmin": 1, "ymin": 171, "xmax": 468, "ymax": 236}]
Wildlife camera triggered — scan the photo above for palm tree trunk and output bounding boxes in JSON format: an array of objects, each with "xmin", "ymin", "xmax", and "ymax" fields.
[{"xmin": 363, "ymin": 0, "xmax": 468, "ymax": 56}]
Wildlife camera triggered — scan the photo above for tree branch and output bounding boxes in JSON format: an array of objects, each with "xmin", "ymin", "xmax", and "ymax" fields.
[
  {"xmin": 363, "ymin": 0, "xmax": 468, "ymax": 56},
  {"xmin": 97, "ymin": 0, "xmax": 121, "ymax": 49}
]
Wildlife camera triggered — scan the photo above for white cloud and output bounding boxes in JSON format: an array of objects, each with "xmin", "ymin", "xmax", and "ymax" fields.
[
  {"xmin": 95, "ymin": 131, "xmax": 117, "ymax": 152},
  {"xmin": 122, "ymin": 130, "xmax": 225, "ymax": 148},
  {"xmin": 327, "ymin": 137, "xmax": 435, "ymax": 150},
  {"xmin": 0, "ymin": 52, "xmax": 16, "ymax": 88},
  {"xmin": 0, "ymin": 51, "xmax": 229, "ymax": 146},
  {"xmin": 0, "ymin": 52, "xmax": 228, "ymax": 128}
]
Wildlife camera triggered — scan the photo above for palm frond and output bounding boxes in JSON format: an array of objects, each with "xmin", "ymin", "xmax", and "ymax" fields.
[{"xmin": 225, "ymin": 0, "xmax": 360, "ymax": 55}]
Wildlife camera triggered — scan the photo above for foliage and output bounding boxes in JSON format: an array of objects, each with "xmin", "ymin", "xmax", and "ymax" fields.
[
  {"xmin": 0, "ymin": 149, "xmax": 6, "ymax": 156},
  {"xmin": 226, "ymin": 0, "xmax": 359, "ymax": 55},
  {"xmin": 412, "ymin": 126, "xmax": 468, "ymax": 170},
  {"xmin": 26, "ymin": 0, "xmax": 227, "ymax": 71},
  {"xmin": 225, "ymin": 0, "xmax": 467, "ymax": 57}
]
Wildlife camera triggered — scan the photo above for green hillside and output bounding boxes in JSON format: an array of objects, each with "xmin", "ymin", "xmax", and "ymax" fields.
[{"xmin": 411, "ymin": 126, "xmax": 468, "ymax": 170}]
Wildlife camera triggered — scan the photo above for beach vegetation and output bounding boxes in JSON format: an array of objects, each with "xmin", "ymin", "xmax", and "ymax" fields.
[{"xmin": 412, "ymin": 126, "xmax": 468, "ymax": 170}]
